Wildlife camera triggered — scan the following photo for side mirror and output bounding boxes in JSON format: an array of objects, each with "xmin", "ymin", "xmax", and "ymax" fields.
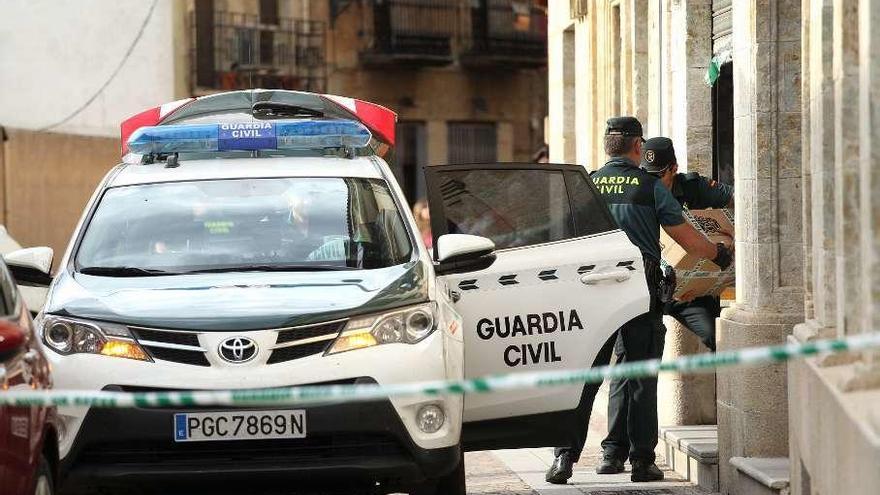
[
  {"xmin": 434, "ymin": 234, "xmax": 496, "ymax": 275},
  {"xmin": 0, "ymin": 320, "xmax": 26, "ymax": 362},
  {"xmin": 5, "ymin": 247, "xmax": 54, "ymax": 287}
]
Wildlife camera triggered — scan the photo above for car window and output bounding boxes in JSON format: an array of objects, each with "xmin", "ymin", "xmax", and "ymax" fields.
[
  {"xmin": 565, "ymin": 170, "xmax": 619, "ymax": 236},
  {"xmin": 431, "ymin": 168, "xmax": 575, "ymax": 249},
  {"xmin": 76, "ymin": 177, "xmax": 413, "ymax": 273}
]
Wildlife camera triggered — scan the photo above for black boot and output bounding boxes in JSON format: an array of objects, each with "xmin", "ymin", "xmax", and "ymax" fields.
[
  {"xmin": 545, "ymin": 452, "xmax": 574, "ymax": 484},
  {"xmin": 595, "ymin": 458, "xmax": 625, "ymax": 474},
  {"xmin": 630, "ymin": 460, "xmax": 664, "ymax": 482}
]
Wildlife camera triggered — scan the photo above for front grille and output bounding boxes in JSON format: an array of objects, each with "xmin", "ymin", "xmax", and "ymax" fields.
[
  {"xmin": 267, "ymin": 340, "xmax": 331, "ymax": 364},
  {"xmin": 130, "ymin": 327, "xmax": 208, "ymax": 366},
  {"xmin": 146, "ymin": 346, "xmax": 210, "ymax": 367},
  {"xmin": 77, "ymin": 434, "xmax": 405, "ymax": 466},
  {"xmin": 276, "ymin": 321, "xmax": 345, "ymax": 344},
  {"xmin": 131, "ymin": 327, "xmax": 200, "ymax": 347},
  {"xmin": 127, "ymin": 320, "xmax": 346, "ymax": 367}
]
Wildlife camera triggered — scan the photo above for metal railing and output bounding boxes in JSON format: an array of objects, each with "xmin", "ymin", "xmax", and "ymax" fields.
[
  {"xmin": 190, "ymin": 11, "xmax": 327, "ymax": 93},
  {"xmin": 465, "ymin": 0, "xmax": 547, "ymax": 65},
  {"xmin": 361, "ymin": 0, "xmax": 459, "ymax": 64},
  {"xmin": 360, "ymin": 0, "xmax": 546, "ymax": 67}
]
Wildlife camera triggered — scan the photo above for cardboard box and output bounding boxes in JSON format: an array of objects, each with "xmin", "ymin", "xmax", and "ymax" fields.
[{"xmin": 660, "ymin": 208, "xmax": 735, "ymax": 299}]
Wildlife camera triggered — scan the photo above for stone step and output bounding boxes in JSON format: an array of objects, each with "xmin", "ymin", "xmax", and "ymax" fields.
[
  {"xmin": 659, "ymin": 424, "xmax": 719, "ymax": 492},
  {"xmin": 729, "ymin": 457, "xmax": 790, "ymax": 495}
]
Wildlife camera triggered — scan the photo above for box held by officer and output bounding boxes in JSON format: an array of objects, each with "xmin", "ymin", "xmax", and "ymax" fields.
[{"xmin": 660, "ymin": 208, "xmax": 735, "ymax": 299}]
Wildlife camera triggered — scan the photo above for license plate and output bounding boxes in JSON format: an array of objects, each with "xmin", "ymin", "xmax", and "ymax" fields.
[{"xmin": 173, "ymin": 410, "xmax": 306, "ymax": 442}]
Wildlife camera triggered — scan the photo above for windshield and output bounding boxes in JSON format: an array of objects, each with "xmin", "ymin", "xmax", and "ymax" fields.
[{"xmin": 76, "ymin": 177, "xmax": 413, "ymax": 274}]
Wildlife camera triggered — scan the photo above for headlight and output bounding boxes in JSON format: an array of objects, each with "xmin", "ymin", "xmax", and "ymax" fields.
[
  {"xmin": 327, "ymin": 303, "xmax": 436, "ymax": 354},
  {"xmin": 37, "ymin": 315, "xmax": 151, "ymax": 362}
]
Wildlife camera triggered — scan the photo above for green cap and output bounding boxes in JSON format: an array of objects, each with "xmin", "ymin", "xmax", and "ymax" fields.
[
  {"xmin": 605, "ymin": 116, "xmax": 643, "ymax": 137},
  {"xmin": 641, "ymin": 137, "xmax": 677, "ymax": 173}
]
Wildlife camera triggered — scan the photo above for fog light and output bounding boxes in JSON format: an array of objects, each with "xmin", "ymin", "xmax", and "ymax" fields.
[{"xmin": 416, "ymin": 404, "xmax": 445, "ymax": 434}]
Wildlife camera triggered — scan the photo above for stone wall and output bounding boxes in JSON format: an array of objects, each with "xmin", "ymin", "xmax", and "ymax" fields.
[{"xmin": 789, "ymin": 0, "xmax": 880, "ymax": 493}]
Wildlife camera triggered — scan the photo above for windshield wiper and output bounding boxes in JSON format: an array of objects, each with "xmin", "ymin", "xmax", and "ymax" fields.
[
  {"xmin": 79, "ymin": 266, "xmax": 182, "ymax": 277},
  {"xmin": 182, "ymin": 264, "xmax": 352, "ymax": 274}
]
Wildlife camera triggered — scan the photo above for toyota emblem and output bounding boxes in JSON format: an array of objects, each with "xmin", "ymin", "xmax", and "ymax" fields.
[{"xmin": 218, "ymin": 337, "xmax": 258, "ymax": 363}]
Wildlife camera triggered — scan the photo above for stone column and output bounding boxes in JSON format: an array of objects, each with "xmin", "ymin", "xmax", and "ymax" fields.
[
  {"xmin": 547, "ymin": 4, "xmax": 576, "ymax": 164},
  {"xmin": 716, "ymin": 0, "xmax": 804, "ymax": 492},
  {"xmin": 629, "ymin": 0, "xmax": 650, "ymax": 126},
  {"xmin": 655, "ymin": 0, "xmax": 718, "ymax": 428}
]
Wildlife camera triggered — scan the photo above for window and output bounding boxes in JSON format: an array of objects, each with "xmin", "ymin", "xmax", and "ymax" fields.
[
  {"xmin": 447, "ymin": 122, "xmax": 497, "ymax": 164},
  {"xmin": 429, "ymin": 167, "xmax": 615, "ymax": 250},
  {"xmin": 438, "ymin": 169, "xmax": 570, "ymax": 248},
  {"xmin": 194, "ymin": 0, "xmax": 216, "ymax": 87},
  {"xmin": 565, "ymin": 171, "xmax": 618, "ymax": 236},
  {"xmin": 259, "ymin": 0, "xmax": 278, "ymax": 65},
  {"xmin": 77, "ymin": 178, "xmax": 413, "ymax": 273}
]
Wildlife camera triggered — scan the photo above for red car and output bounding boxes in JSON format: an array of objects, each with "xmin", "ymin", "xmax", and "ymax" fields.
[{"xmin": 0, "ymin": 254, "xmax": 58, "ymax": 495}]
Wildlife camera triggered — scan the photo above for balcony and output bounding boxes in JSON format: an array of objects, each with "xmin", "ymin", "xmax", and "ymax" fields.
[
  {"xmin": 359, "ymin": 0, "xmax": 459, "ymax": 67},
  {"xmin": 461, "ymin": 0, "xmax": 547, "ymax": 68},
  {"xmin": 356, "ymin": 0, "xmax": 546, "ymax": 69},
  {"xmin": 190, "ymin": 11, "xmax": 327, "ymax": 93}
]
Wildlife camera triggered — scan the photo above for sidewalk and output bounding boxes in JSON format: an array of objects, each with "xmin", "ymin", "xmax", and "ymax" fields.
[{"xmin": 476, "ymin": 384, "xmax": 717, "ymax": 495}]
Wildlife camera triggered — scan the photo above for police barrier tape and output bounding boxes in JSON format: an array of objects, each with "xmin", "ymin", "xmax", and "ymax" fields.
[{"xmin": 2, "ymin": 332, "xmax": 880, "ymax": 408}]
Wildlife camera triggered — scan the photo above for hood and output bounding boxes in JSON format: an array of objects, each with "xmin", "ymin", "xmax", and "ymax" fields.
[{"xmin": 45, "ymin": 261, "xmax": 428, "ymax": 331}]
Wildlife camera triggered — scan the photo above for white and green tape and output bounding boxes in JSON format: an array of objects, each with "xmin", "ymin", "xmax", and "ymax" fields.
[{"xmin": 2, "ymin": 332, "xmax": 879, "ymax": 408}]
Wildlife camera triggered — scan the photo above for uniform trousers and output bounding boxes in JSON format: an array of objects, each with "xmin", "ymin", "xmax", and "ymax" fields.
[
  {"xmin": 665, "ymin": 296, "xmax": 720, "ymax": 351},
  {"xmin": 552, "ymin": 310, "xmax": 665, "ymax": 462},
  {"xmin": 600, "ymin": 310, "xmax": 667, "ymax": 464}
]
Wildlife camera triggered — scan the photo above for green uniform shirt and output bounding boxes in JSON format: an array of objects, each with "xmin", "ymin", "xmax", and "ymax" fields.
[
  {"xmin": 671, "ymin": 172, "xmax": 733, "ymax": 210},
  {"xmin": 592, "ymin": 157, "xmax": 685, "ymax": 262}
]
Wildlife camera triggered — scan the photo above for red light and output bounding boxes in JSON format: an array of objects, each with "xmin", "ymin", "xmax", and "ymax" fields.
[
  {"xmin": 119, "ymin": 98, "xmax": 194, "ymax": 155},
  {"xmin": 322, "ymin": 94, "xmax": 397, "ymax": 146},
  {"xmin": 119, "ymin": 107, "xmax": 160, "ymax": 154}
]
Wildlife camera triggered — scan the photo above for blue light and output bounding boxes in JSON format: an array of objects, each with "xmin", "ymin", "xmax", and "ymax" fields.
[
  {"xmin": 127, "ymin": 124, "xmax": 219, "ymax": 155},
  {"xmin": 276, "ymin": 120, "xmax": 372, "ymax": 149},
  {"xmin": 127, "ymin": 120, "xmax": 372, "ymax": 155}
]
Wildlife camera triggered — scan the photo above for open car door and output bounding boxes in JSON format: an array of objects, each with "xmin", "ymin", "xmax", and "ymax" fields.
[{"xmin": 424, "ymin": 163, "xmax": 650, "ymax": 451}]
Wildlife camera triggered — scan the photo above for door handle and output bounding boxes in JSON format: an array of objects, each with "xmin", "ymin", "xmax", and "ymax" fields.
[{"xmin": 580, "ymin": 270, "xmax": 632, "ymax": 285}]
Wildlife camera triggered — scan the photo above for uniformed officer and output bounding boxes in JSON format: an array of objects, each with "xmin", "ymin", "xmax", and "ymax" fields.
[
  {"xmin": 545, "ymin": 117, "xmax": 733, "ymax": 484},
  {"xmin": 640, "ymin": 137, "xmax": 733, "ymax": 351}
]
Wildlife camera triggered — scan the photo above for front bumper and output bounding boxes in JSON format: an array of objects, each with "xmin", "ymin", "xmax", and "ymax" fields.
[{"xmin": 60, "ymin": 384, "xmax": 459, "ymax": 491}]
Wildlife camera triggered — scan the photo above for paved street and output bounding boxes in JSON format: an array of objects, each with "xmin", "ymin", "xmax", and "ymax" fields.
[{"xmin": 466, "ymin": 385, "xmax": 712, "ymax": 495}]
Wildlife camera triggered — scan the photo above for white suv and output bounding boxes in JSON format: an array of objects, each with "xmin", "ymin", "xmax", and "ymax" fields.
[{"xmin": 31, "ymin": 90, "xmax": 648, "ymax": 494}]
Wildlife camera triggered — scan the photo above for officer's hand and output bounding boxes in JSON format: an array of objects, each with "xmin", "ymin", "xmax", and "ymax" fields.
[{"xmin": 712, "ymin": 243, "xmax": 733, "ymax": 270}]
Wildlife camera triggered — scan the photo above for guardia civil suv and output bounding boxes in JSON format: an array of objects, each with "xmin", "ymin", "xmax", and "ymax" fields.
[{"xmin": 30, "ymin": 90, "xmax": 649, "ymax": 494}]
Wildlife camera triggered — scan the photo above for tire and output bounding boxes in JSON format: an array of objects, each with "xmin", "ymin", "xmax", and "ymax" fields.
[
  {"xmin": 33, "ymin": 454, "xmax": 54, "ymax": 495},
  {"xmin": 409, "ymin": 450, "xmax": 466, "ymax": 495}
]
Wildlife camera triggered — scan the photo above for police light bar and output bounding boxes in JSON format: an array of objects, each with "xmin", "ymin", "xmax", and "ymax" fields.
[{"xmin": 126, "ymin": 120, "xmax": 372, "ymax": 155}]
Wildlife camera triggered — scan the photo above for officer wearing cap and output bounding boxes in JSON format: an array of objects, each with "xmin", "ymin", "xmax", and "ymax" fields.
[
  {"xmin": 642, "ymin": 137, "xmax": 734, "ymax": 211},
  {"xmin": 546, "ymin": 117, "xmax": 733, "ymax": 485},
  {"xmin": 640, "ymin": 137, "xmax": 733, "ymax": 351}
]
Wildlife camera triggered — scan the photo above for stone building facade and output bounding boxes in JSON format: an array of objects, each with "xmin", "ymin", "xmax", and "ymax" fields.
[{"xmin": 548, "ymin": 1, "xmax": 880, "ymax": 494}]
